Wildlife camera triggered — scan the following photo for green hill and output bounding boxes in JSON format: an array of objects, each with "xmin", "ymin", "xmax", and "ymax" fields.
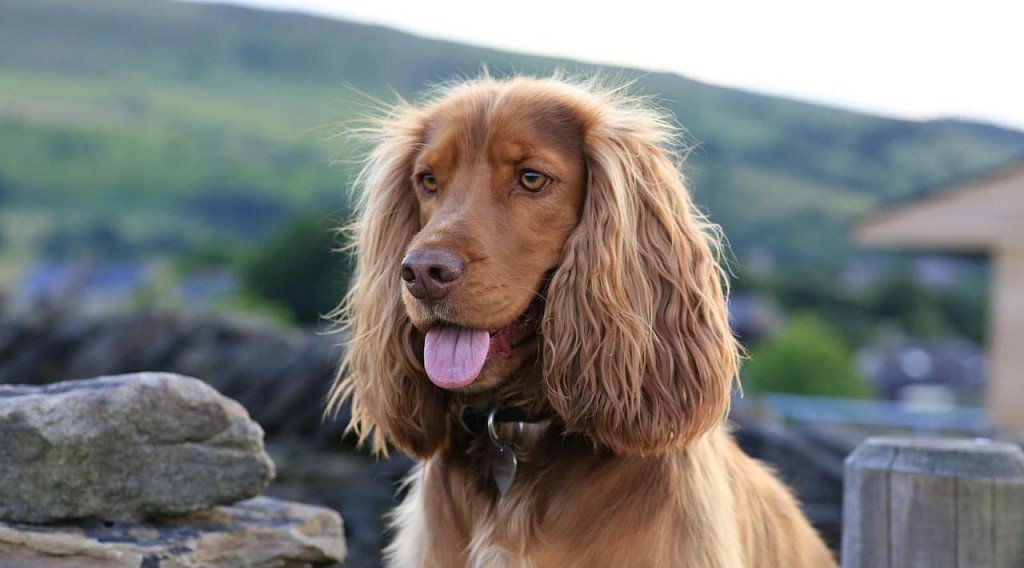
[{"xmin": 2, "ymin": 0, "xmax": 1022, "ymax": 279}]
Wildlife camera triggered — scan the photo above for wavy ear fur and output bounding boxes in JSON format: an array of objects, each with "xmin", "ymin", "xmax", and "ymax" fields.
[
  {"xmin": 542, "ymin": 85, "xmax": 740, "ymax": 454},
  {"xmin": 326, "ymin": 100, "xmax": 447, "ymax": 458}
]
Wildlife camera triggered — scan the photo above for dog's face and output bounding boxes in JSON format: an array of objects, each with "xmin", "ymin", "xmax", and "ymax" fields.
[
  {"xmin": 401, "ymin": 91, "xmax": 588, "ymax": 392},
  {"xmin": 333, "ymin": 76, "xmax": 740, "ymax": 458}
]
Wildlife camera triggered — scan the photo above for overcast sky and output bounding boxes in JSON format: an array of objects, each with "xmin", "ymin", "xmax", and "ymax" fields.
[{"xmin": 204, "ymin": 0, "xmax": 1024, "ymax": 131}]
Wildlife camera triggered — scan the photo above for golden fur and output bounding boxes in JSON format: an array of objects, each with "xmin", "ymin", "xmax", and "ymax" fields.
[{"xmin": 328, "ymin": 72, "xmax": 837, "ymax": 567}]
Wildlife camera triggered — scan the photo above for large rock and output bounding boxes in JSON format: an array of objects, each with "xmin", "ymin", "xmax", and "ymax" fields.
[
  {"xmin": 0, "ymin": 496, "xmax": 346, "ymax": 567},
  {"xmin": 0, "ymin": 373, "xmax": 275, "ymax": 523}
]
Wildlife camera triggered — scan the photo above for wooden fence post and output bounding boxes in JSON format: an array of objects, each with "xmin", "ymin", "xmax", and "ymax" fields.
[{"xmin": 842, "ymin": 436, "xmax": 1024, "ymax": 568}]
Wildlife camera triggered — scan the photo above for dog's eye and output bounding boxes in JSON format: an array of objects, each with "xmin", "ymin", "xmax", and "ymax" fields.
[
  {"xmin": 420, "ymin": 173, "xmax": 439, "ymax": 193},
  {"xmin": 518, "ymin": 170, "xmax": 549, "ymax": 192}
]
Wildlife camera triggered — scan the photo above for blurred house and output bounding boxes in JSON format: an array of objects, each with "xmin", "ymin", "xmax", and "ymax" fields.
[
  {"xmin": 15, "ymin": 260, "xmax": 150, "ymax": 316},
  {"xmin": 856, "ymin": 158, "xmax": 1024, "ymax": 432},
  {"xmin": 840, "ymin": 254, "xmax": 975, "ymax": 292},
  {"xmin": 179, "ymin": 269, "xmax": 240, "ymax": 304},
  {"xmin": 13, "ymin": 260, "xmax": 239, "ymax": 316},
  {"xmin": 909, "ymin": 255, "xmax": 975, "ymax": 291},
  {"xmin": 728, "ymin": 292, "xmax": 783, "ymax": 343},
  {"xmin": 857, "ymin": 337, "xmax": 986, "ymax": 406}
]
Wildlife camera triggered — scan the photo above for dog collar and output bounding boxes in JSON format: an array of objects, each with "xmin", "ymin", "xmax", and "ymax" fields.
[
  {"xmin": 460, "ymin": 405, "xmax": 552, "ymax": 429},
  {"xmin": 460, "ymin": 405, "xmax": 553, "ymax": 496}
]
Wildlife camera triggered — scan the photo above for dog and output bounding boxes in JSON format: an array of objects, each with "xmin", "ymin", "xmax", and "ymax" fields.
[{"xmin": 328, "ymin": 72, "xmax": 837, "ymax": 567}]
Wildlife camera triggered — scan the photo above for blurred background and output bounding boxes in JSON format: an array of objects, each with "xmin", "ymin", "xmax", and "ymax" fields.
[{"xmin": 1, "ymin": 0, "xmax": 1022, "ymax": 565}]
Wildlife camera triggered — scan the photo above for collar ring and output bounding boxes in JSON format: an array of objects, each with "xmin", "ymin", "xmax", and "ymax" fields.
[{"xmin": 487, "ymin": 407, "xmax": 525, "ymax": 446}]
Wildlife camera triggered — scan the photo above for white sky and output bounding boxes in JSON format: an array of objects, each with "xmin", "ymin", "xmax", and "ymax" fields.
[{"xmin": 205, "ymin": 0, "xmax": 1024, "ymax": 131}]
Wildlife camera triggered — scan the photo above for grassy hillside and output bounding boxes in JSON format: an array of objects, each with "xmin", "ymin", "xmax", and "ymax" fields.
[{"xmin": 2, "ymin": 0, "xmax": 1023, "ymax": 279}]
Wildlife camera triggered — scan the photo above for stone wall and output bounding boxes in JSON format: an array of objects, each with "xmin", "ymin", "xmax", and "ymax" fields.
[
  {"xmin": 0, "ymin": 372, "xmax": 346, "ymax": 566},
  {"xmin": 0, "ymin": 307, "xmax": 847, "ymax": 564},
  {"xmin": 0, "ymin": 308, "xmax": 397, "ymax": 567}
]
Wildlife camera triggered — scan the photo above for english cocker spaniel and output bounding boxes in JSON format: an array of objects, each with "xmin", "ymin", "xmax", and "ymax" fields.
[{"xmin": 329, "ymin": 72, "xmax": 836, "ymax": 567}]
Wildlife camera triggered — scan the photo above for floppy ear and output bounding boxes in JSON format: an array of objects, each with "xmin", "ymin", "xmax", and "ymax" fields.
[
  {"xmin": 542, "ymin": 93, "xmax": 740, "ymax": 454},
  {"xmin": 326, "ymin": 102, "xmax": 448, "ymax": 459}
]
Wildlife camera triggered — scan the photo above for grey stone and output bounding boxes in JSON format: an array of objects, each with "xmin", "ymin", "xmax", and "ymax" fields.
[
  {"xmin": 0, "ymin": 373, "xmax": 275, "ymax": 523},
  {"xmin": 0, "ymin": 496, "xmax": 346, "ymax": 567}
]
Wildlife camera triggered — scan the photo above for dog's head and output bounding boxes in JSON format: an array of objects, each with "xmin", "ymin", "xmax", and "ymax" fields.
[{"xmin": 330, "ymin": 74, "xmax": 740, "ymax": 457}]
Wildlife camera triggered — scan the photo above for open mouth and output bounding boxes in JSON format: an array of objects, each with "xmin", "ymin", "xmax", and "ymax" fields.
[{"xmin": 423, "ymin": 297, "xmax": 544, "ymax": 389}]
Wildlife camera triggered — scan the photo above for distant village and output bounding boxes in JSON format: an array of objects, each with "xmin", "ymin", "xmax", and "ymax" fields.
[{"xmin": 5, "ymin": 250, "xmax": 989, "ymax": 412}]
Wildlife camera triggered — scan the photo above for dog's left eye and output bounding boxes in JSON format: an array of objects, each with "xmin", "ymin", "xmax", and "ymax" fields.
[
  {"xmin": 420, "ymin": 173, "xmax": 439, "ymax": 193},
  {"xmin": 518, "ymin": 170, "xmax": 549, "ymax": 192}
]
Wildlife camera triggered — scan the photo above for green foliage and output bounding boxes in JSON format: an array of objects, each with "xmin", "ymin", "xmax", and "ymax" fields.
[
  {"xmin": 740, "ymin": 262, "xmax": 988, "ymax": 347},
  {"xmin": 208, "ymin": 291, "xmax": 298, "ymax": 328},
  {"xmin": 2, "ymin": 0, "xmax": 1023, "ymax": 276},
  {"xmin": 863, "ymin": 274, "xmax": 988, "ymax": 340},
  {"xmin": 241, "ymin": 214, "xmax": 353, "ymax": 325},
  {"xmin": 0, "ymin": 0, "xmax": 1014, "ymax": 348},
  {"xmin": 742, "ymin": 313, "xmax": 872, "ymax": 398}
]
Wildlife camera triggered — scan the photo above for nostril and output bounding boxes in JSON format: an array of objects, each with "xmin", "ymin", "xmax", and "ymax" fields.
[
  {"xmin": 428, "ymin": 266, "xmax": 451, "ymax": 283},
  {"xmin": 400, "ymin": 265, "xmax": 416, "ymax": 283}
]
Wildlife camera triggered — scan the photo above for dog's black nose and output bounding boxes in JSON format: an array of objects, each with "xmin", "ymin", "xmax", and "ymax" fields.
[{"xmin": 400, "ymin": 249, "xmax": 465, "ymax": 300}]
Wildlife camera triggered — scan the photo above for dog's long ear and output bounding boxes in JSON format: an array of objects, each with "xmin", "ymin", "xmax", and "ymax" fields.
[
  {"xmin": 326, "ymin": 102, "xmax": 448, "ymax": 459},
  {"xmin": 543, "ymin": 89, "xmax": 740, "ymax": 454}
]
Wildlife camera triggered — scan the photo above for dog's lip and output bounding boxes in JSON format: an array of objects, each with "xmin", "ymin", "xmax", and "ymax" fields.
[
  {"xmin": 497, "ymin": 297, "xmax": 544, "ymax": 333},
  {"xmin": 426, "ymin": 296, "xmax": 544, "ymax": 335},
  {"xmin": 425, "ymin": 296, "xmax": 544, "ymax": 356},
  {"xmin": 487, "ymin": 297, "xmax": 544, "ymax": 355}
]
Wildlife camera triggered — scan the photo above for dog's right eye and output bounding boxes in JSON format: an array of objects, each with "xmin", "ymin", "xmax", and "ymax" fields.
[
  {"xmin": 518, "ymin": 169, "xmax": 550, "ymax": 192},
  {"xmin": 420, "ymin": 173, "xmax": 439, "ymax": 193}
]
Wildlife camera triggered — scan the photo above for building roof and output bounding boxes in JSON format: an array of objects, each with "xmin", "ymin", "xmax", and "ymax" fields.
[{"xmin": 856, "ymin": 158, "xmax": 1024, "ymax": 252}]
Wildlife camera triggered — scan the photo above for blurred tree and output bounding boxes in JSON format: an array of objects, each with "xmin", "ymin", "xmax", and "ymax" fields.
[
  {"xmin": 742, "ymin": 313, "xmax": 872, "ymax": 398},
  {"xmin": 186, "ymin": 188, "xmax": 288, "ymax": 239},
  {"xmin": 864, "ymin": 273, "xmax": 985, "ymax": 342},
  {"xmin": 242, "ymin": 214, "xmax": 352, "ymax": 325},
  {"xmin": 742, "ymin": 263, "xmax": 987, "ymax": 348},
  {"xmin": 741, "ymin": 270, "xmax": 878, "ymax": 346}
]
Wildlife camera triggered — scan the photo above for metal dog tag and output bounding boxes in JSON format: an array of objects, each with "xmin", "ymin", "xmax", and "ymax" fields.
[{"xmin": 491, "ymin": 444, "xmax": 517, "ymax": 496}]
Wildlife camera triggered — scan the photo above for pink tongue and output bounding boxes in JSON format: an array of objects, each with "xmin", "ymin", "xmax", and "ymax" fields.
[{"xmin": 424, "ymin": 326, "xmax": 491, "ymax": 389}]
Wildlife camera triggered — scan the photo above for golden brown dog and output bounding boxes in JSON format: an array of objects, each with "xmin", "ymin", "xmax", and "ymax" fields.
[{"xmin": 329, "ymin": 72, "xmax": 837, "ymax": 567}]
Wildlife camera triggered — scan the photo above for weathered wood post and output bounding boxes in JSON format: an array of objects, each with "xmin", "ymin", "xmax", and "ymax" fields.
[{"xmin": 842, "ymin": 436, "xmax": 1024, "ymax": 568}]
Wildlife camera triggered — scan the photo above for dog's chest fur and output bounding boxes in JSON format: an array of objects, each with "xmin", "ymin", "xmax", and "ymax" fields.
[{"xmin": 383, "ymin": 426, "xmax": 760, "ymax": 568}]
